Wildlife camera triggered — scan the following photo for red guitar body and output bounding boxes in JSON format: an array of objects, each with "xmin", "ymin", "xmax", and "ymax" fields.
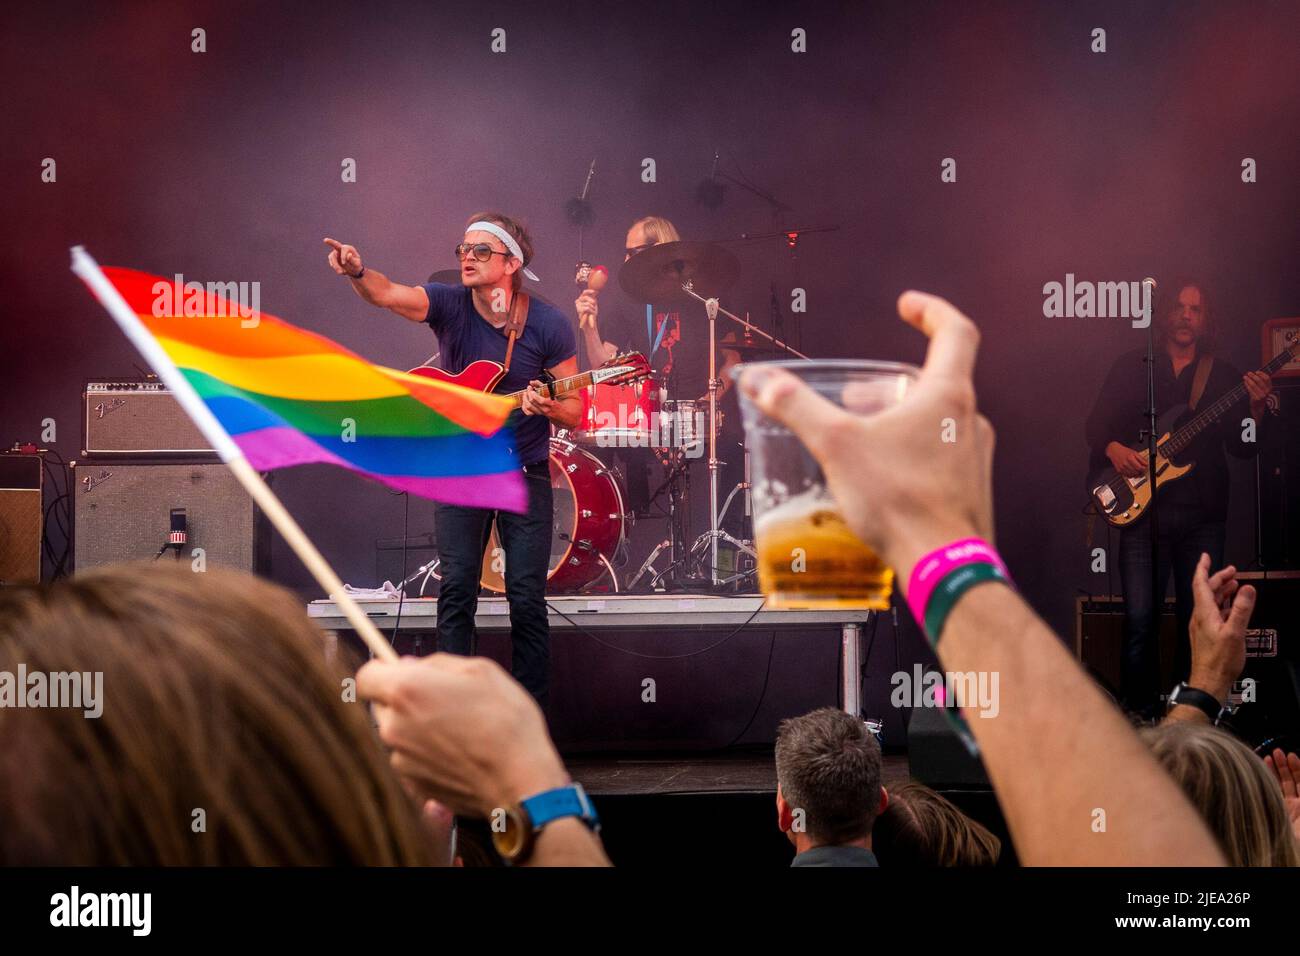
[{"xmin": 407, "ymin": 359, "xmax": 507, "ymax": 393}]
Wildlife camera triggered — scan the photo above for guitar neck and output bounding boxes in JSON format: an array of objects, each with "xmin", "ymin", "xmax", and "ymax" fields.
[
  {"xmin": 505, "ymin": 369, "xmax": 600, "ymax": 408},
  {"xmin": 1163, "ymin": 347, "xmax": 1294, "ymax": 456}
]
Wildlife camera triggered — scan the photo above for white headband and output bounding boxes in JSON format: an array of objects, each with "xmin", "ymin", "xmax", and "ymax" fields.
[{"xmin": 465, "ymin": 220, "xmax": 539, "ymax": 282}]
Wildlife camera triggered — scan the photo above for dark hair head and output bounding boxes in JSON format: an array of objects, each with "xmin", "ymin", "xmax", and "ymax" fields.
[
  {"xmin": 0, "ymin": 563, "xmax": 436, "ymax": 865},
  {"xmin": 872, "ymin": 781, "xmax": 1001, "ymax": 866},
  {"xmin": 1156, "ymin": 277, "xmax": 1216, "ymax": 352},
  {"xmin": 775, "ymin": 707, "xmax": 883, "ymax": 844},
  {"xmin": 465, "ymin": 211, "xmax": 534, "ymax": 291}
]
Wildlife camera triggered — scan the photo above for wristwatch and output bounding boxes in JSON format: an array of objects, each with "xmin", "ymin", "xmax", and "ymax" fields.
[
  {"xmin": 1167, "ymin": 682, "xmax": 1233, "ymax": 724},
  {"xmin": 491, "ymin": 783, "xmax": 600, "ymax": 865}
]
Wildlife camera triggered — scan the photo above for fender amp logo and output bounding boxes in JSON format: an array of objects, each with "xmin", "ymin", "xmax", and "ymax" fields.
[
  {"xmin": 94, "ymin": 398, "xmax": 127, "ymax": 419},
  {"xmin": 81, "ymin": 470, "xmax": 113, "ymax": 493}
]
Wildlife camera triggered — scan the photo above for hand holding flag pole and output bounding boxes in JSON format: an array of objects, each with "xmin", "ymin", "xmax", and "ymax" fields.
[{"xmin": 70, "ymin": 246, "xmax": 398, "ymax": 661}]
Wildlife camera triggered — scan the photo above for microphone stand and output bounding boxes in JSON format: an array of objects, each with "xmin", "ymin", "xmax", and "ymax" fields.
[{"xmin": 1141, "ymin": 279, "xmax": 1161, "ymax": 698}]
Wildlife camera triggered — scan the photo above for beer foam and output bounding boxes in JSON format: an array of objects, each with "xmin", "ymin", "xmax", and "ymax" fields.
[{"xmin": 754, "ymin": 486, "xmax": 841, "ymax": 534}]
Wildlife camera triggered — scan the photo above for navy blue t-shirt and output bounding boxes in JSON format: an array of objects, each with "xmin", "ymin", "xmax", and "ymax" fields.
[{"xmin": 422, "ymin": 282, "xmax": 577, "ymax": 466}]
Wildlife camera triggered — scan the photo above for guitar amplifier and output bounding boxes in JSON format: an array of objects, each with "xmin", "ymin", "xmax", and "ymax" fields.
[
  {"xmin": 1076, "ymin": 596, "xmax": 1179, "ymax": 698},
  {"xmin": 0, "ymin": 453, "xmax": 43, "ymax": 585},
  {"xmin": 83, "ymin": 382, "xmax": 214, "ymax": 456},
  {"xmin": 70, "ymin": 460, "xmax": 268, "ymax": 574}
]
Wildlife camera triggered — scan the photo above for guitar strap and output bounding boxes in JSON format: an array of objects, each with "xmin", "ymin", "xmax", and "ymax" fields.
[
  {"xmin": 501, "ymin": 291, "xmax": 530, "ymax": 374},
  {"xmin": 1188, "ymin": 355, "xmax": 1213, "ymax": 412}
]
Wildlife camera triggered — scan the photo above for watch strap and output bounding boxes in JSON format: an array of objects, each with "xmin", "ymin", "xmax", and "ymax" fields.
[
  {"xmin": 520, "ymin": 783, "xmax": 599, "ymax": 833},
  {"xmin": 1168, "ymin": 683, "xmax": 1224, "ymax": 722}
]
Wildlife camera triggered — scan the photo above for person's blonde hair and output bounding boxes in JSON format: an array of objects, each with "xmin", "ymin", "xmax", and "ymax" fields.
[
  {"xmin": 1143, "ymin": 722, "xmax": 1298, "ymax": 867},
  {"xmin": 630, "ymin": 216, "xmax": 680, "ymax": 246},
  {"xmin": 0, "ymin": 563, "xmax": 436, "ymax": 865}
]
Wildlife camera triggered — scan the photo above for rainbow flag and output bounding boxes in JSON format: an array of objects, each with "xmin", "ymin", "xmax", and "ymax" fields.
[{"xmin": 77, "ymin": 262, "xmax": 526, "ymax": 512}]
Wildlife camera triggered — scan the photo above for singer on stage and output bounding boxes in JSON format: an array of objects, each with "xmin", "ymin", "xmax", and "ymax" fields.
[{"xmin": 324, "ymin": 214, "xmax": 578, "ymax": 708}]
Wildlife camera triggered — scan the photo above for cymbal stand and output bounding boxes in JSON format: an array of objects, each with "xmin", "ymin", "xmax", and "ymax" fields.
[{"xmin": 673, "ymin": 278, "xmax": 808, "ymax": 586}]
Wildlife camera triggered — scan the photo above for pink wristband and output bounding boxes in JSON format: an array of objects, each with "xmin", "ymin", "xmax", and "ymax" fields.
[{"xmin": 905, "ymin": 537, "xmax": 1011, "ymax": 627}]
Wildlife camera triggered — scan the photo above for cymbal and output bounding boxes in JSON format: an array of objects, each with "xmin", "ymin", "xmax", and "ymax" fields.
[
  {"xmin": 720, "ymin": 337, "xmax": 781, "ymax": 359},
  {"xmin": 617, "ymin": 240, "xmax": 741, "ymax": 305}
]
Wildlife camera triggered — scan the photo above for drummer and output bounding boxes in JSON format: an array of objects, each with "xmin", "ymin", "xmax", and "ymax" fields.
[
  {"xmin": 573, "ymin": 217, "xmax": 746, "ymax": 555},
  {"xmin": 574, "ymin": 216, "xmax": 743, "ymax": 404}
]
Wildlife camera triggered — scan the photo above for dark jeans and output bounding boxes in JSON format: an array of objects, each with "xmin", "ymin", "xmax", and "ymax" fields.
[
  {"xmin": 1118, "ymin": 503, "xmax": 1225, "ymax": 717},
  {"xmin": 434, "ymin": 461, "xmax": 553, "ymax": 708}
]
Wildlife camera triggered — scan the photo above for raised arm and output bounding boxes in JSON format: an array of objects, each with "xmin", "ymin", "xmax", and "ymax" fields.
[
  {"xmin": 324, "ymin": 237, "xmax": 429, "ymax": 323},
  {"xmin": 742, "ymin": 291, "xmax": 1225, "ymax": 867},
  {"xmin": 574, "ymin": 288, "xmax": 617, "ymax": 367},
  {"xmin": 357, "ymin": 654, "xmax": 611, "ymax": 867},
  {"xmin": 1162, "ymin": 555, "xmax": 1254, "ymax": 726}
]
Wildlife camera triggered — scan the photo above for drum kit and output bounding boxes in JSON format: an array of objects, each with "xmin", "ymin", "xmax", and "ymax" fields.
[{"xmin": 412, "ymin": 241, "xmax": 810, "ymax": 597}]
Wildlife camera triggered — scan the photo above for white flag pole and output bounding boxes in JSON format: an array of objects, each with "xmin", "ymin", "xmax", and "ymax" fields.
[{"xmin": 71, "ymin": 246, "xmax": 397, "ymax": 661}]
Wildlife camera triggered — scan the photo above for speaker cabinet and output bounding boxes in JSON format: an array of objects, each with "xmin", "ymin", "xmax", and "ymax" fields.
[
  {"xmin": 71, "ymin": 460, "xmax": 267, "ymax": 574},
  {"xmin": 1260, "ymin": 381, "xmax": 1300, "ymax": 569},
  {"xmin": 1227, "ymin": 572, "xmax": 1300, "ymax": 745},
  {"xmin": 906, "ymin": 699, "xmax": 990, "ymax": 789},
  {"xmin": 1076, "ymin": 596, "xmax": 1179, "ymax": 698},
  {"xmin": 0, "ymin": 454, "xmax": 42, "ymax": 585}
]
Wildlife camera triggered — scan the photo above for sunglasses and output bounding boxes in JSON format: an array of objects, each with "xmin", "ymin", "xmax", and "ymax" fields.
[
  {"xmin": 625, "ymin": 242, "xmax": 655, "ymax": 259},
  {"xmin": 454, "ymin": 242, "xmax": 511, "ymax": 263}
]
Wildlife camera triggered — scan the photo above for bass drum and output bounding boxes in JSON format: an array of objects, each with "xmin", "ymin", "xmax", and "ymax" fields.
[{"xmin": 478, "ymin": 437, "xmax": 628, "ymax": 594}]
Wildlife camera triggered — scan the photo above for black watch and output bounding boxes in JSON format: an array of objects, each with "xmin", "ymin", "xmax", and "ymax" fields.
[
  {"xmin": 348, "ymin": 266, "xmax": 365, "ymax": 280},
  {"xmin": 1167, "ymin": 682, "xmax": 1231, "ymax": 724}
]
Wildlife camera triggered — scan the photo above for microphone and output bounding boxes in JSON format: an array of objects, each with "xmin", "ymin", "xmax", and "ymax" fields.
[
  {"xmin": 1141, "ymin": 277, "xmax": 1157, "ymax": 325},
  {"xmin": 564, "ymin": 158, "xmax": 598, "ymax": 228},
  {"xmin": 696, "ymin": 149, "xmax": 725, "ymax": 208}
]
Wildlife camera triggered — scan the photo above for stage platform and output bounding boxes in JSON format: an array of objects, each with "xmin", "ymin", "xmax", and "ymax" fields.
[{"xmin": 308, "ymin": 593, "xmax": 876, "ymax": 719}]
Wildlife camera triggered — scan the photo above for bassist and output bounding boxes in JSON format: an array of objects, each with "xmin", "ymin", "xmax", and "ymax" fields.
[{"xmin": 1085, "ymin": 280, "xmax": 1272, "ymax": 718}]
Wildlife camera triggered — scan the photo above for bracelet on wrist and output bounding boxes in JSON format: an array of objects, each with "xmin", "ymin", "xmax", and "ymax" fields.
[
  {"xmin": 348, "ymin": 266, "xmax": 365, "ymax": 280},
  {"xmin": 906, "ymin": 537, "xmax": 1014, "ymax": 648}
]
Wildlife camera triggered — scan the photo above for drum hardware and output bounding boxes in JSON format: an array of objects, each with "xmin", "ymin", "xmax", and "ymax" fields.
[
  {"xmin": 619, "ymin": 239, "xmax": 810, "ymax": 586},
  {"xmin": 626, "ymin": 538, "xmax": 671, "ymax": 592},
  {"xmin": 393, "ymin": 557, "xmax": 441, "ymax": 598}
]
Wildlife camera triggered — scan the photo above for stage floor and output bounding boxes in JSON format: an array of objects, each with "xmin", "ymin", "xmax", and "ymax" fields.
[{"xmin": 566, "ymin": 750, "xmax": 912, "ymax": 796}]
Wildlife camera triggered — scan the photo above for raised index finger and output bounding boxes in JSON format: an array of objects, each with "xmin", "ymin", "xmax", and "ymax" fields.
[
  {"xmin": 897, "ymin": 290, "xmax": 980, "ymax": 385},
  {"xmin": 323, "ymin": 237, "xmax": 343, "ymax": 252}
]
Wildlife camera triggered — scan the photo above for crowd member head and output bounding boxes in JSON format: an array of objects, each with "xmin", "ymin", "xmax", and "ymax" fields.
[
  {"xmin": 872, "ymin": 781, "xmax": 1002, "ymax": 866},
  {"xmin": 1157, "ymin": 278, "xmax": 1214, "ymax": 352},
  {"xmin": 460, "ymin": 211, "xmax": 534, "ymax": 292},
  {"xmin": 624, "ymin": 215, "xmax": 679, "ymax": 261},
  {"xmin": 0, "ymin": 563, "xmax": 436, "ymax": 865},
  {"xmin": 1142, "ymin": 722, "xmax": 1299, "ymax": 866},
  {"xmin": 775, "ymin": 707, "xmax": 887, "ymax": 866}
]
